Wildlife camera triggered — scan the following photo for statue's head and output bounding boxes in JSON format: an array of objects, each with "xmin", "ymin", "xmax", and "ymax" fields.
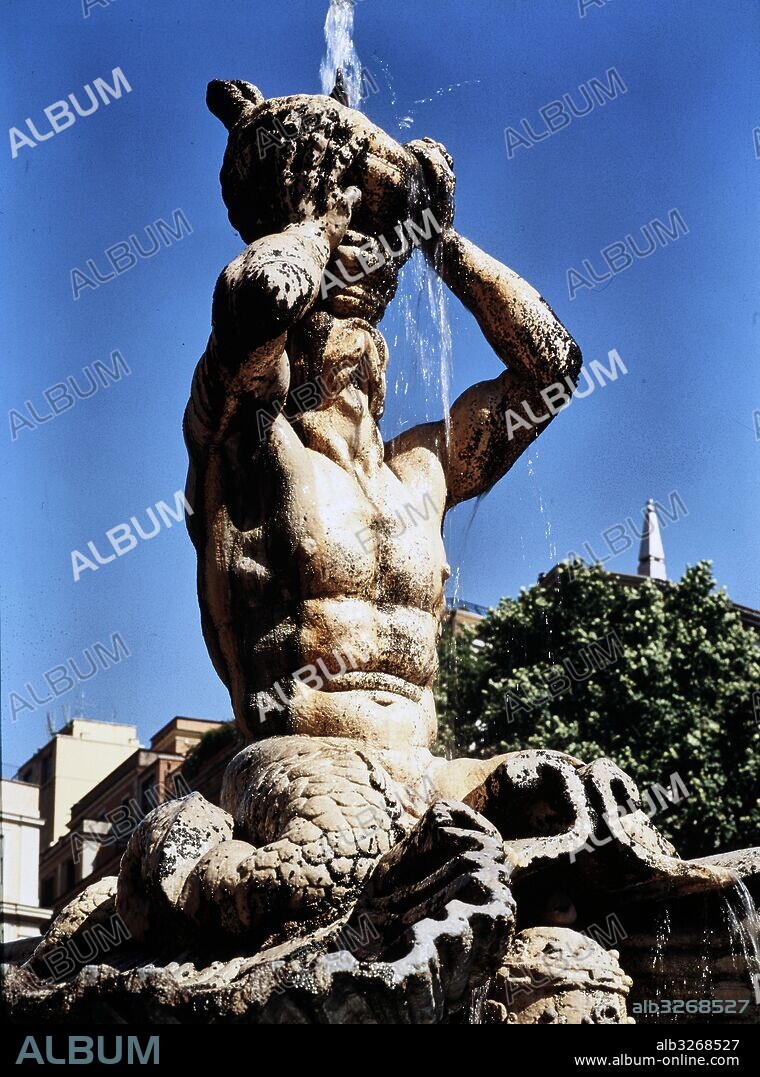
[{"xmin": 207, "ymin": 79, "xmax": 423, "ymax": 323}]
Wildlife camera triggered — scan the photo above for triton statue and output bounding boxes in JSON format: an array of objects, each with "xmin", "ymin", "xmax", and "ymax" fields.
[{"xmin": 177, "ymin": 77, "xmax": 582, "ymax": 932}]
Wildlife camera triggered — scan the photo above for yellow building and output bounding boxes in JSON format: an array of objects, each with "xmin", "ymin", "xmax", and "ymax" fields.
[{"xmin": 15, "ymin": 718, "xmax": 140, "ymax": 852}]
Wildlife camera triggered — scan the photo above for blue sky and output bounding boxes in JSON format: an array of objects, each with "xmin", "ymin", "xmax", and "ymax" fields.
[{"xmin": 2, "ymin": 0, "xmax": 758, "ymax": 771}]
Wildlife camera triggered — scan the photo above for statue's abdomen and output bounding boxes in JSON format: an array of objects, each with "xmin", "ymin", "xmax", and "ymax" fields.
[{"xmin": 205, "ymin": 438, "xmax": 445, "ymax": 741}]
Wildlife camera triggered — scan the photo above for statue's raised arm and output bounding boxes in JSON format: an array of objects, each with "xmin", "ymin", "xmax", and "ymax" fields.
[{"xmin": 386, "ymin": 138, "xmax": 582, "ymax": 509}]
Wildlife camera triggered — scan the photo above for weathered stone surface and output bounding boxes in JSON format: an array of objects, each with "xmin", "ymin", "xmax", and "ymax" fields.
[
  {"xmin": 464, "ymin": 749, "xmax": 595, "ymax": 872},
  {"xmin": 117, "ymin": 793, "xmax": 233, "ymax": 942},
  {"xmin": 3, "ymin": 801, "xmax": 514, "ymax": 1024},
  {"xmin": 490, "ymin": 927, "xmax": 634, "ymax": 1024},
  {"xmin": 27, "ymin": 876, "xmax": 118, "ymax": 978},
  {"xmin": 463, "ymin": 751, "xmax": 758, "ymax": 906}
]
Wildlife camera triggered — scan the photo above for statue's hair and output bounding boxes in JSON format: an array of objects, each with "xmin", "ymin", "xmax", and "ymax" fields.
[{"xmin": 206, "ymin": 80, "xmax": 357, "ymax": 244}]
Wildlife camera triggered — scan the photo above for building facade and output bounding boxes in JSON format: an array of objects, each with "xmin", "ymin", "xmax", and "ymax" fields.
[{"xmin": 0, "ymin": 780, "xmax": 51, "ymax": 941}]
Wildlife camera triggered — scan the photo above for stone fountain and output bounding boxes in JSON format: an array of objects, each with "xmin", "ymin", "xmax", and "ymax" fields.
[{"xmin": 5, "ymin": 78, "xmax": 758, "ymax": 1026}]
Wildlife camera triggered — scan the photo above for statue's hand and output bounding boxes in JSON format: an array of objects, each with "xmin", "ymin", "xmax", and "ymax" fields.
[
  {"xmin": 407, "ymin": 137, "xmax": 456, "ymax": 244},
  {"xmin": 320, "ymin": 182, "xmax": 362, "ymax": 252},
  {"xmin": 280, "ymin": 130, "xmax": 367, "ymax": 252}
]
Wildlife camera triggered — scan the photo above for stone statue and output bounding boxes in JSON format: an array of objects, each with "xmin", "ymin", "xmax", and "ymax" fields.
[
  {"xmin": 7, "ymin": 80, "xmax": 758, "ymax": 1025},
  {"xmin": 175, "ymin": 77, "xmax": 583, "ymax": 936}
]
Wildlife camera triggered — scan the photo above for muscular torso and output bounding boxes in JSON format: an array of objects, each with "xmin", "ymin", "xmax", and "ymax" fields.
[{"xmin": 192, "ymin": 321, "xmax": 450, "ymax": 755}]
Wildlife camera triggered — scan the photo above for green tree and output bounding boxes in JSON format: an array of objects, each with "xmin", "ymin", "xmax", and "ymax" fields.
[{"xmin": 435, "ymin": 562, "xmax": 760, "ymax": 858}]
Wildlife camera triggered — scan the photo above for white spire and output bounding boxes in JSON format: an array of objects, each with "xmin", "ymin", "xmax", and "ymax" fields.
[{"xmin": 637, "ymin": 499, "xmax": 667, "ymax": 579}]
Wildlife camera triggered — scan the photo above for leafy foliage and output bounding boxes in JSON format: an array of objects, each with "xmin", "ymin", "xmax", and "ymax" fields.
[{"xmin": 435, "ymin": 562, "xmax": 760, "ymax": 858}]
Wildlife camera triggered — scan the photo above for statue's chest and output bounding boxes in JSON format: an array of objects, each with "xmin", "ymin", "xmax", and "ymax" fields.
[{"xmin": 277, "ymin": 450, "xmax": 448, "ymax": 603}]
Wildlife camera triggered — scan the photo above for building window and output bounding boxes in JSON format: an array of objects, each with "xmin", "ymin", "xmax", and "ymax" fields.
[
  {"xmin": 20, "ymin": 768, "xmax": 34, "ymax": 783},
  {"xmin": 40, "ymin": 755, "xmax": 53, "ymax": 785},
  {"xmin": 65, "ymin": 859, "xmax": 77, "ymax": 893},
  {"xmin": 40, "ymin": 875, "xmax": 55, "ymax": 907}
]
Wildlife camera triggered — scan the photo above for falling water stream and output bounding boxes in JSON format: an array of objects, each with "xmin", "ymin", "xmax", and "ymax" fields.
[
  {"xmin": 651, "ymin": 906, "xmax": 672, "ymax": 1006},
  {"xmin": 467, "ymin": 980, "xmax": 491, "ymax": 1025},
  {"xmin": 644, "ymin": 884, "xmax": 760, "ymax": 1023},
  {"xmin": 722, "ymin": 878, "xmax": 760, "ymax": 993},
  {"xmin": 394, "ymin": 171, "xmax": 454, "ymax": 445},
  {"xmin": 696, "ymin": 896, "xmax": 715, "ymax": 1002},
  {"xmin": 526, "ymin": 448, "xmax": 558, "ymax": 661},
  {"xmin": 320, "ymin": 0, "xmax": 363, "ymax": 106}
]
